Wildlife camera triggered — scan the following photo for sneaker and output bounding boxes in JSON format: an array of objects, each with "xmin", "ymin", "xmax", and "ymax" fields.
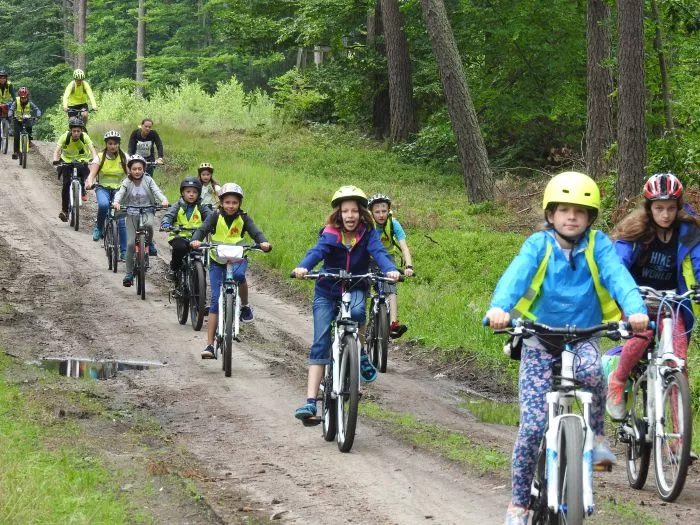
[
  {"xmin": 11, "ymin": 153, "xmax": 17, "ymax": 159},
  {"xmin": 201, "ymin": 344, "xmax": 215, "ymax": 359},
  {"xmin": 294, "ymin": 402, "xmax": 317, "ymax": 420},
  {"xmin": 148, "ymin": 241, "xmax": 157, "ymax": 256},
  {"xmin": 240, "ymin": 305, "xmax": 254, "ymax": 322},
  {"xmin": 81, "ymin": 193, "xmax": 88, "ymax": 202},
  {"xmin": 606, "ymin": 373, "xmax": 627, "ymax": 421},
  {"xmin": 122, "ymin": 273, "xmax": 134, "ymax": 287},
  {"xmin": 691, "ymin": 451, "xmax": 699, "ymax": 464},
  {"xmin": 360, "ymin": 351, "xmax": 377, "ymax": 383},
  {"xmin": 592, "ymin": 439, "xmax": 617, "ymax": 468},
  {"xmin": 504, "ymin": 505, "xmax": 529, "ymax": 525},
  {"xmin": 58, "ymin": 211, "xmax": 68, "ymax": 222},
  {"xmin": 92, "ymin": 227, "xmax": 102, "ymax": 241},
  {"xmin": 390, "ymin": 320, "xmax": 408, "ymax": 339},
  {"xmin": 119, "ymin": 250, "xmax": 126, "ymax": 261}
]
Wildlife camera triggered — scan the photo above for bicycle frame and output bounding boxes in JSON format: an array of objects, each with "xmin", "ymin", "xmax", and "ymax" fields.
[{"xmin": 330, "ymin": 286, "xmax": 360, "ymax": 404}]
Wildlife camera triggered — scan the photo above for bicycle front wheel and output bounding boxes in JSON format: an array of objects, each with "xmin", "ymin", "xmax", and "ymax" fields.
[
  {"xmin": 376, "ymin": 302, "xmax": 389, "ymax": 373},
  {"xmin": 136, "ymin": 236, "xmax": 146, "ymax": 300},
  {"xmin": 322, "ymin": 363, "xmax": 337, "ymax": 441},
  {"xmin": 21, "ymin": 133, "xmax": 27, "ymax": 169},
  {"xmin": 626, "ymin": 376, "xmax": 651, "ymax": 489},
  {"xmin": 1, "ymin": 119, "xmax": 8, "ymax": 154},
  {"xmin": 71, "ymin": 181, "xmax": 80, "ymax": 231},
  {"xmin": 103, "ymin": 220, "xmax": 113, "ymax": 270},
  {"xmin": 189, "ymin": 261, "xmax": 207, "ymax": 331},
  {"xmin": 176, "ymin": 268, "xmax": 189, "ymax": 325},
  {"xmin": 110, "ymin": 221, "xmax": 119, "ymax": 273},
  {"xmin": 223, "ymin": 291, "xmax": 234, "ymax": 377},
  {"xmin": 557, "ymin": 417, "xmax": 584, "ymax": 525},
  {"xmin": 653, "ymin": 371, "xmax": 691, "ymax": 502},
  {"xmin": 336, "ymin": 334, "xmax": 359, "ymax": 453}
]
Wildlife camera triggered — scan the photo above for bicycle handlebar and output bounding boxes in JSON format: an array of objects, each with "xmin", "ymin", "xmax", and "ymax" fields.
[
  {"xmin": 195, "ymin": 242, "xmax": 268, "ymax": 253},
  {"xmin": 289, "ymin": 269, "xmax": 404, "ymax": 282},
  {"xmin": 482, "ymin": 317, "xmax": 656, "ymax": 337},
  {"xmin": 639, "ymin": 285, "xmax": 700, "ymax": 304}
]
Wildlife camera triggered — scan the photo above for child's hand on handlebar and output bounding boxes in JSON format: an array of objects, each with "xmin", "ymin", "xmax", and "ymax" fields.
[
  {"xmin": 485, "ymin": 308, "xmax": 510, "ymax": 330},
  {"xmin": 292, "ymin": 267, "xmax": 308, "ymax": 279},
  {"xmin": 112, "ymin": 203, "xmax": 121, "ymax": 211},
  {"xmin": 190, "ymin": 240, "xmax": 201, "ymax": 249},
  {"xmin": 259, "ymin": 242, "xmax": 272, "ymax": 252},
  {"xmin": 386, "ymin": 270, "xmax": 401, "ymax": 281},
  {"xmin": 628, "ymin": 313, "xmax": 650, "ymax": 333},
  {"xmin": 161, "ymin": 200, "xmax": 169, "ymax": 207}
]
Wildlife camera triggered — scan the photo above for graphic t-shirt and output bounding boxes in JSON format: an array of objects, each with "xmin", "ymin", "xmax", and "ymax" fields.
[{"xmin": 630, "ymin": 231, "xmax": 678, "ymax": 290}]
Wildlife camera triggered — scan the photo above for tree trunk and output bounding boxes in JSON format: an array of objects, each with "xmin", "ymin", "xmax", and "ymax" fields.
[
  {"xmin": 650, "ymin": 0, "xmax": 674, "ymax": 132},
  {"xmin": 63, "ymin": 0, "xmax": 73, "ymax": 65},
  {"xmin": 73, "ymin": 0, "xmax": 86, "ymax": 69},
  {"xmin": 420, "ymin": 0, "xmax": 493, "ymax": 203},
  {"xmin": 586, "ymin": 0, "xmax": 615, "ymax": 180},
  {"xmin": 369, "ymin": 1, "xmax": 390, "ymax": 140},
  {"xmin": 136, "ymin": 0, "xmax": 146, "ymax": 95},
  {"xmin": 380, "ymin": 0, "xmax": 416, "ymax": 142},
  {"xmin": 616, "ymin": 0, "xmax": 646, "ymax": 205}
]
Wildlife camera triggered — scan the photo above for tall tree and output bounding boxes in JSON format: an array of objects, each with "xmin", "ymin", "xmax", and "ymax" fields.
[
  {"xmin": 380, "ymin": 0, "xmax": 416, "ymax": 142},
  {"xmin": 368, "ymin": 1, "xmax": 390, "ymax": 139},
  {"xmin": 586, "ymin": 0, "xmax": 615, "ymax": 179},
  {"xmin": 616, "ymin": 0, "xmax": 646, "ymax": 204},
  {"xmin": 136, "ymin": 0, "xmax": 145, "ymax": 94},
  {"xmin": 420, "ymin": 0, "xmax": 493, "ymax": 202},
  {"xmin": 650, "ymin": 0, "xmax": 674, "ymax": 131},
  {"xmin": 73, "ymin": 0, "xmax": 87, "ymax": 69}
]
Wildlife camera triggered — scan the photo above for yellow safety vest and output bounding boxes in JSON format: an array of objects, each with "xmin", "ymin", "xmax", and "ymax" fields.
[
  {"xmin": 511, "ymin": 229, "xmax": 622, "ymax": 322},
  {"xmin": 97, "ymin": 153, "xmax": 125, "ymax": 189},
  {"xmin": 58, "ymin": 131, "xmax": 92, "ymax": 162},
  {"xmin": 378, "ymin": 214, "xmax": 401, "ymax": 256},
  {"xmin": 168, "ymin": 206, "xmax": 203, "ymax": 241},
  {"xmin": 13, "ymin": 97, "xmax": 32, "ymax": 121},
  {"xmin": 0, "ymin": 83, "xmax": 13, "ymax": 103},
  {"xmin": 209, "ymin": 214, "xmax": 244, "ymax": 264},
  {"xmin": 681, "ymin": 256, "xmax": 700, "ymax": 317}
]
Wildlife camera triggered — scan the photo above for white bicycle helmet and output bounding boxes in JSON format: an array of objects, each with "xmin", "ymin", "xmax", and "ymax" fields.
[
  {"xmin": 103, "ymin": 130, "xmax": 121, "ymax": 141},
  {"xmin": 219, "ymin": 182, "xmax": 244, "ymax": 200},
  {"xmin": 127, "ymin": 154, "xmax": 147, "ymax": 168}
]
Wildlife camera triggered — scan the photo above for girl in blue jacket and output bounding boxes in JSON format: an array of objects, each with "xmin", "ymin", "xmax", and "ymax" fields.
[
  {"xmin": 291, "ymin": 186, "xmax": 400, "ymax": 421},
  {"xmin": 485, "ymin": 171, "xmax": 648, "ymax": 525},
  {"xmin": 607, "ymin": 173, "xmax": 700, "ymax": 420}
]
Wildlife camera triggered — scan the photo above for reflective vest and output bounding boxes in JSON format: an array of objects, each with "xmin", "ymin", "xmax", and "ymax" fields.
[
  {"xmin": 13, "ymin": 97, "xmax": 32, "ymax": 121},
  {"xmin": 169, "ymin": 206, "xmax": 203, "ymax": 241},
  {"xmin": 510, "ymin": 229, "xmax": 622, "ymax": 322},
  {"xmin": 681, "ymin": 256, "xmax": 700, "ymax": 317},
  {"xmin": 377, "ymin": 214, "xmax": 401, "ymax": 256},
  {"xmin": 97, "ymin": 153, "xmax": 125, "ymax": 189},
  {"xmin": 59, "ymin": 131, "xmax": 91, "ymax": 161},
  {"xmin": 0, "ymin": 82, "xmax": 13, "ymax": 103},
  {"xmin": 209, "ymin": 213, "xmax": 244, "ymax": 264}
]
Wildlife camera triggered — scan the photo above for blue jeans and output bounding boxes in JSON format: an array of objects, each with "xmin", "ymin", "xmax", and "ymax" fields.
[
  {"xmin": 95, "ymin": 186, "xmax": 126, "ymax": 253},
  {"xmin": 309, "ymin": 290, "xmax": 366, "ymax": 365},
  {"xmin": 208, "ymin": 258, "xmax": 248, "ymax": 314}
]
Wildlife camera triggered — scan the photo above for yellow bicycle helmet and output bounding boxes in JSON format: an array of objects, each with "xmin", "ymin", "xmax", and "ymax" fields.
[
  {"xmin": 542, "ymin": 171, "xmax": 600, "ymax": 211},
  {"xmin": 331, "ymin": 185, "xmax": 368, "ymax": 208},
  {"xmin": 198, "ymin": 162, "xmax": 214, "ymax": 174}
]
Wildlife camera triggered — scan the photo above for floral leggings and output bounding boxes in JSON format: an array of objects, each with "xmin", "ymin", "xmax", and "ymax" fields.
[{"xmin": 511, "ymin": 338, "xmax": 605, "ymax": 507}]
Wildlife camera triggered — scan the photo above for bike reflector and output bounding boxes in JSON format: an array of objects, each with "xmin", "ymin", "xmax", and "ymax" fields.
[{"xmin": 215, "ymin": 245, "xmax": 245, "ymax": 262}]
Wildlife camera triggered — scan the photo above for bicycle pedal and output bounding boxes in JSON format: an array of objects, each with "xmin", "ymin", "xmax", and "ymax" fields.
[
  {"xmin": 301, "ymin": 416, "xmax": 322, "ymax": 427},
  {"xmin": 592, "ymin": 464, "xmax": 612, "ymax": 473},
  {"xmin": 234, "ymin": 336, "xmax": 241, "ymax": 343}
]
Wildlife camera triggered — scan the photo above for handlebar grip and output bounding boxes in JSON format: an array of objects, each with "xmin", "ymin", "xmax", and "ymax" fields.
[
  {"xmin": 289, "ymin": 271, "xmax": 296, "ymax": 279},
  {"xmin": 482, "ymin": 317, "xmax": 490, "ymax": 327}
]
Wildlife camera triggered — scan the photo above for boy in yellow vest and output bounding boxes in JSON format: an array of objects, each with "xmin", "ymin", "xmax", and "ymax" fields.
[
  {"xmin": 8, "ymin": 86, "xmax": 41, "ymax": 158},
  {"xmin": 484, "ymin": 171, "xmax": 648, "ymax": 525},
  {"xmin": 160, "ymin": 178, "xmax": 211, "ymax": 281},
  {"xmin": 368, "ymin": 193, "xmax": 413, "ymax": 338},
  {"xmin": 62, "ymin": 69, "xmax": 97, "ymax": 125},
  {"xmin": 190, "ymin": 183, "xmax": 271, "ymax": 359}
]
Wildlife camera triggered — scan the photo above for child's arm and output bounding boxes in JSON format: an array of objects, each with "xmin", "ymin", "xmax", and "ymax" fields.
[
  {"xmin": 241, "ymin": 214, "xmax": 270, "ymax": 247},
  {"xmin": 398, "ymin": 240, "xmax": 413, "ymax": 275},
  {"xmin": 160, "ymin": 202, "xmax": 180, "ymax": 229},
  {"xmin": 148, "ymin": 177, "xmax": 169, "ymax": 206},
  {"xmin": 190, "ymin": 211, "xmax": 218, "ymax": 247},
  {"xmin": 112, "ymin": 182, "xmax": 127, "ymax": 210},
  {"xmin": 84, "ymin": 82, "xmax": 97, "ymax": 109},
  {"xmin": 595, "ymin": 232, "xmax": 647, "ymax": 316},
  {"xmin": 62, "ymin": 82, "xmax": 71, "ymax": 111}
]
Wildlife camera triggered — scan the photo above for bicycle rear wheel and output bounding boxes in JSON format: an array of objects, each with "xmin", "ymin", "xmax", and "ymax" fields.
[
  {"xmin": 110, "ymin": 221, "xmax": 119, "ymax": 273},
  {"xmin": 653, "ymin": 371, "xmax": 691, "ymax": 502},
  {"xmin": 1, "ymin": 119, "xmax": 8, "ymax": 154},
  {"xmin": 376, "ymin": 302, "xmax": 389, "ymax": 373},
  {"xmin": 557, "ymin": 417, "xmax": 584, "ymax": 525},
  {"xmin": 103, "ymin": 220, "xmax": 113, "ymax": 270},
  {"xmin": 71, "ymin": 180, "xmax": 80, "ymax": 231},
  {"xmin": 189, "ymin": 261, "xmax": 207, "ymax": 331},
  {"xmin": 322, "ymin": 362, "xmax": 337, "ymax": 441},
  {"xmin": 176, "ymin": 268, "xmax": 189, "ymax": 325},
  {"xmin": 223, "ymin": 291, "xmax": 234, "ymax": 377},
  {"xmin": 336, "ymin": 334, "xmax": 359, "ymax": 452},
  {"xmin": 21, "ymin": 134, "xmax": 27, "ymax": 169},
  {"xmin": 626, "ymin": 377, "xmax": 651, "ymax": 489}
]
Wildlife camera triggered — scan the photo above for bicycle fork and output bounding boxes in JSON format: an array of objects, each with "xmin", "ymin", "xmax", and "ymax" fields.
[
  {"xmin": 331, "ymin": 290, "xmax": 359, "ymax": 400},
  {"xmin": 218, "ymin": 263, "xmax": 241, "ymax": 342}
]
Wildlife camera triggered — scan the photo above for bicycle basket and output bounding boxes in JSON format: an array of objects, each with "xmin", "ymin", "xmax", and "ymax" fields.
[{"xmin": 215, "ymin": 245, "xmax": 245, "ymax": 263}]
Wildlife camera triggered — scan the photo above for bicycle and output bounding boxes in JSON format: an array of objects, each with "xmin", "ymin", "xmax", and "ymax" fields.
[
  {"xmin": 164, "ymin": 227, "xmax": 208, "ymax": 331},
  {"xmin": 0, "ymin": 114, "xmax": 10, "ymax": 154},
  {"xmin": 66, "ymin": 106, "xmax": 94, "ymax": 126},
  {"xmin": 56, "ymin": 160, "xmax": 89, "ymax": 231},
  {"xmin": 366, "ymin": 275, "xmax": 391, "ymax": 373},
  {"xmin": 123, "ymin": 205, "xmax": 162, "ymax": 301},
  {"xmin": 489, "ymin": 318, "xmax": 636, "ymax": 524},
  {"xmin": 17, "ymin": 116, "xmax": 36, "ymax": 169},
  {"xmin": 296, "ymin": 270, "xmax": 400, "ymax": 453},
  {"xmin": 103, "ymin": 206, "xmax": 121, "ymax": 273},
  {"xmin": 616, "ymin": 286, "xmax": 697, "ymax": 502},
  {"xmin": 197, "ymin": 243, "xmax": 264, "ymax": 377}
]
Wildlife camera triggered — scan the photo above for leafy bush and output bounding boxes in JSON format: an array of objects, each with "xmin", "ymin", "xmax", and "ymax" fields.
[{"xmin": 270, "ymin": 69, "xmax": 333, "ymax": 123}]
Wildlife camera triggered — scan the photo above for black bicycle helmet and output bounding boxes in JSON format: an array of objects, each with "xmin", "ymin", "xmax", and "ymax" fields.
[
  {"xmin": 180, "ymin": 177, "xmax": 202, "ymax": 194},
  {"xmin": 68, "ymin": 116, "xmax": 84, "ymax": 129}
]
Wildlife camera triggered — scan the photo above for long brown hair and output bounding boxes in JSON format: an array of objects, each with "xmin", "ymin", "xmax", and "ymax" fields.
[{"xmin": 326, "ymin": 199, "xmax": 373, "ymax": 231}]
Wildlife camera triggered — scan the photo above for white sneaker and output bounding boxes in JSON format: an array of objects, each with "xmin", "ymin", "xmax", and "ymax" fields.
[
  {"xmin": 606, "ymin": 373, "xmax": 627, "ymax": 421},
  {"xmin": 592, "ymin": 438, "xmax": 617, "ymax": 467},
  {"xmin": 504, "ymin": 505, "xmax": 528, "ymax": 525}
]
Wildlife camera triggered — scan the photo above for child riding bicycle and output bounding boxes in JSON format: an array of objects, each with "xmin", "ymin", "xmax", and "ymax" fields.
[
  {"xmin": 112, "ymin": 154, "xmax": 169, "ymax": 287},
  {"xmin": 160, "ymin": 177, "xmax": 211, "ymax": 281},
  {"xmin": 52, "ymin": 117, "xmax": 98, "ymax": 222},
  {"xmin": 606, "ymin": 173, "xmax": 700, "ymax": 421},
  {"xmin": 291, "ymin": 186, "xmax": 400, "ymax": 421},
  {"xmin": 367, "ymin": 193, "xmax": 414, "ymax": 338},
  {"xmin": 484, "ymin": 171, "xmax": 648, "ymax": 525},
  {"xmin": 8, "ymin": 86, "xmax": 41, "ymax": 159},
  {"xmin": 197, "ymin": 162, "xmax": 220, "ymax": 210},
  {"xmin": 189, "ymin": 183, "xmax": 271, "ymax": 359},
  {"xmin": 0, "ymin": 69, "xmax": 15, "ymax": 117}
]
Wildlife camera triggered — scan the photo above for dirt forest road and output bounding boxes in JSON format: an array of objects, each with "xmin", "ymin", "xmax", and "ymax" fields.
[{"xmin": 1, "ymin": 144, "xmax": 700, "ymax": 524}]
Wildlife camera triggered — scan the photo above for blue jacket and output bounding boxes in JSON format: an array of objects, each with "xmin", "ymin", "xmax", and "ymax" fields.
[
  {"xmin": 614, "ymin": 220, "xmax": 700, "ymax": 331},
  {"xmin": 298, "ymin": 223, "xmax": 397, "ymax": 299},
  {"xmin": 489, "ymin": 229, "xmax": 646, "ymax": 326}
]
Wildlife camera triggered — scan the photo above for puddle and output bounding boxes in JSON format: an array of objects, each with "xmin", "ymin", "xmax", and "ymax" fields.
[{"xmin": 37, "ymin": 357, "xmax": 164, "ymax": 379}]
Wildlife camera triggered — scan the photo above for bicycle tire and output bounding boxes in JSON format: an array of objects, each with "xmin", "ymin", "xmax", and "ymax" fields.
[
  {"xmin": 529, "ymin": 440, "xmax": 555, "ymax": 525},
  {"xmin": 104, "ymin": 220, "xmax": 113, "ymax": 270},
  {"xmin": 626, "ymin": 377, "xmax": 651, "ymax": 489},
  {"xmin": 367, "ymin": 302, "xmax": 378, "ymax": 368},
  {"xmin": 336, "ymin": 334, "xmax": 359, "ymax": 452},
  {"xmin": 1, "ymin": 119, "xmax": 8, "ymax": 154},
  {"xmin": 71, "ymin": 180, "xmax": 80, "ymax": 231},
  {"xmin": 110, "ymin": 221, "xmax": 119, "ymax": 273},
  {"xmin": 653, "ymin": 371, "xmax": 691, "ymax": 502},
  {"xmin": 322, "ymin": 363, "xmax": 337, "ymax": 441},
  {"xmin": 376, "ymin": 302, "xmax": 389, "ymax": 373},
  {"xmin": 21, "ymin": 133, "xmax": 27, "ymax": 169},
  {"xmin": 557, "ymin": 417, "xmax": 584, "ymax": 525},
  {"xmin": 223, "ymin": 291, "xmax": 234, "ymax": 377},
  {"xmin": 137, "ymin": 235, "xmax": 146, "ymax": 300},
  {"xmin": 189, "ymin": 261, "xmax": 207, "ymax": 331},
  {"xmin": 176, "ymin": 267, "xmax": 189, "ymax": 325}
]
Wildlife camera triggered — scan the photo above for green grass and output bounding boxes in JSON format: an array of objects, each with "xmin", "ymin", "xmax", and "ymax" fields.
[
  {"xmin": 458, "ymin": 394, "xmax": 520, "ymax": 426},
  {"xmin": 359, "ymin": 401, "xmax": 509, "ymax": 473},
  {"xmin": 0, "ymin": 353, "xmax": 149, "ymax": 524},
  {"xmin": 596, "ymin": 496, "xmax": 663, "ymax": 524}
]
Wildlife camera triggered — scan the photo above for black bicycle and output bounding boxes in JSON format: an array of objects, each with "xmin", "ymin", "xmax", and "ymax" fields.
[
  {"xmin": 123, "ymin": 205, "xmax": 162, "ymax": 300},
  {"xmin": 165, "ymin": 227, "xmax": 208, "ymax": 331},
  {"xmin": 366, "ymin": 277, "xmax": 391, "ymax": 373},
  {"xmin": 57, "ymin": 160, "xmax": 89, "ymax": 231},
  {"xmin": 0, "ymin": 114, "xmax": 10, "ymax": 154},
  {"xmin": 103, "ymin": 206, "xmax": 121, "ymax": 273},
  {"xmin": 17, "ymin": 116, "xmax": 36, "ymax": 169}
]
